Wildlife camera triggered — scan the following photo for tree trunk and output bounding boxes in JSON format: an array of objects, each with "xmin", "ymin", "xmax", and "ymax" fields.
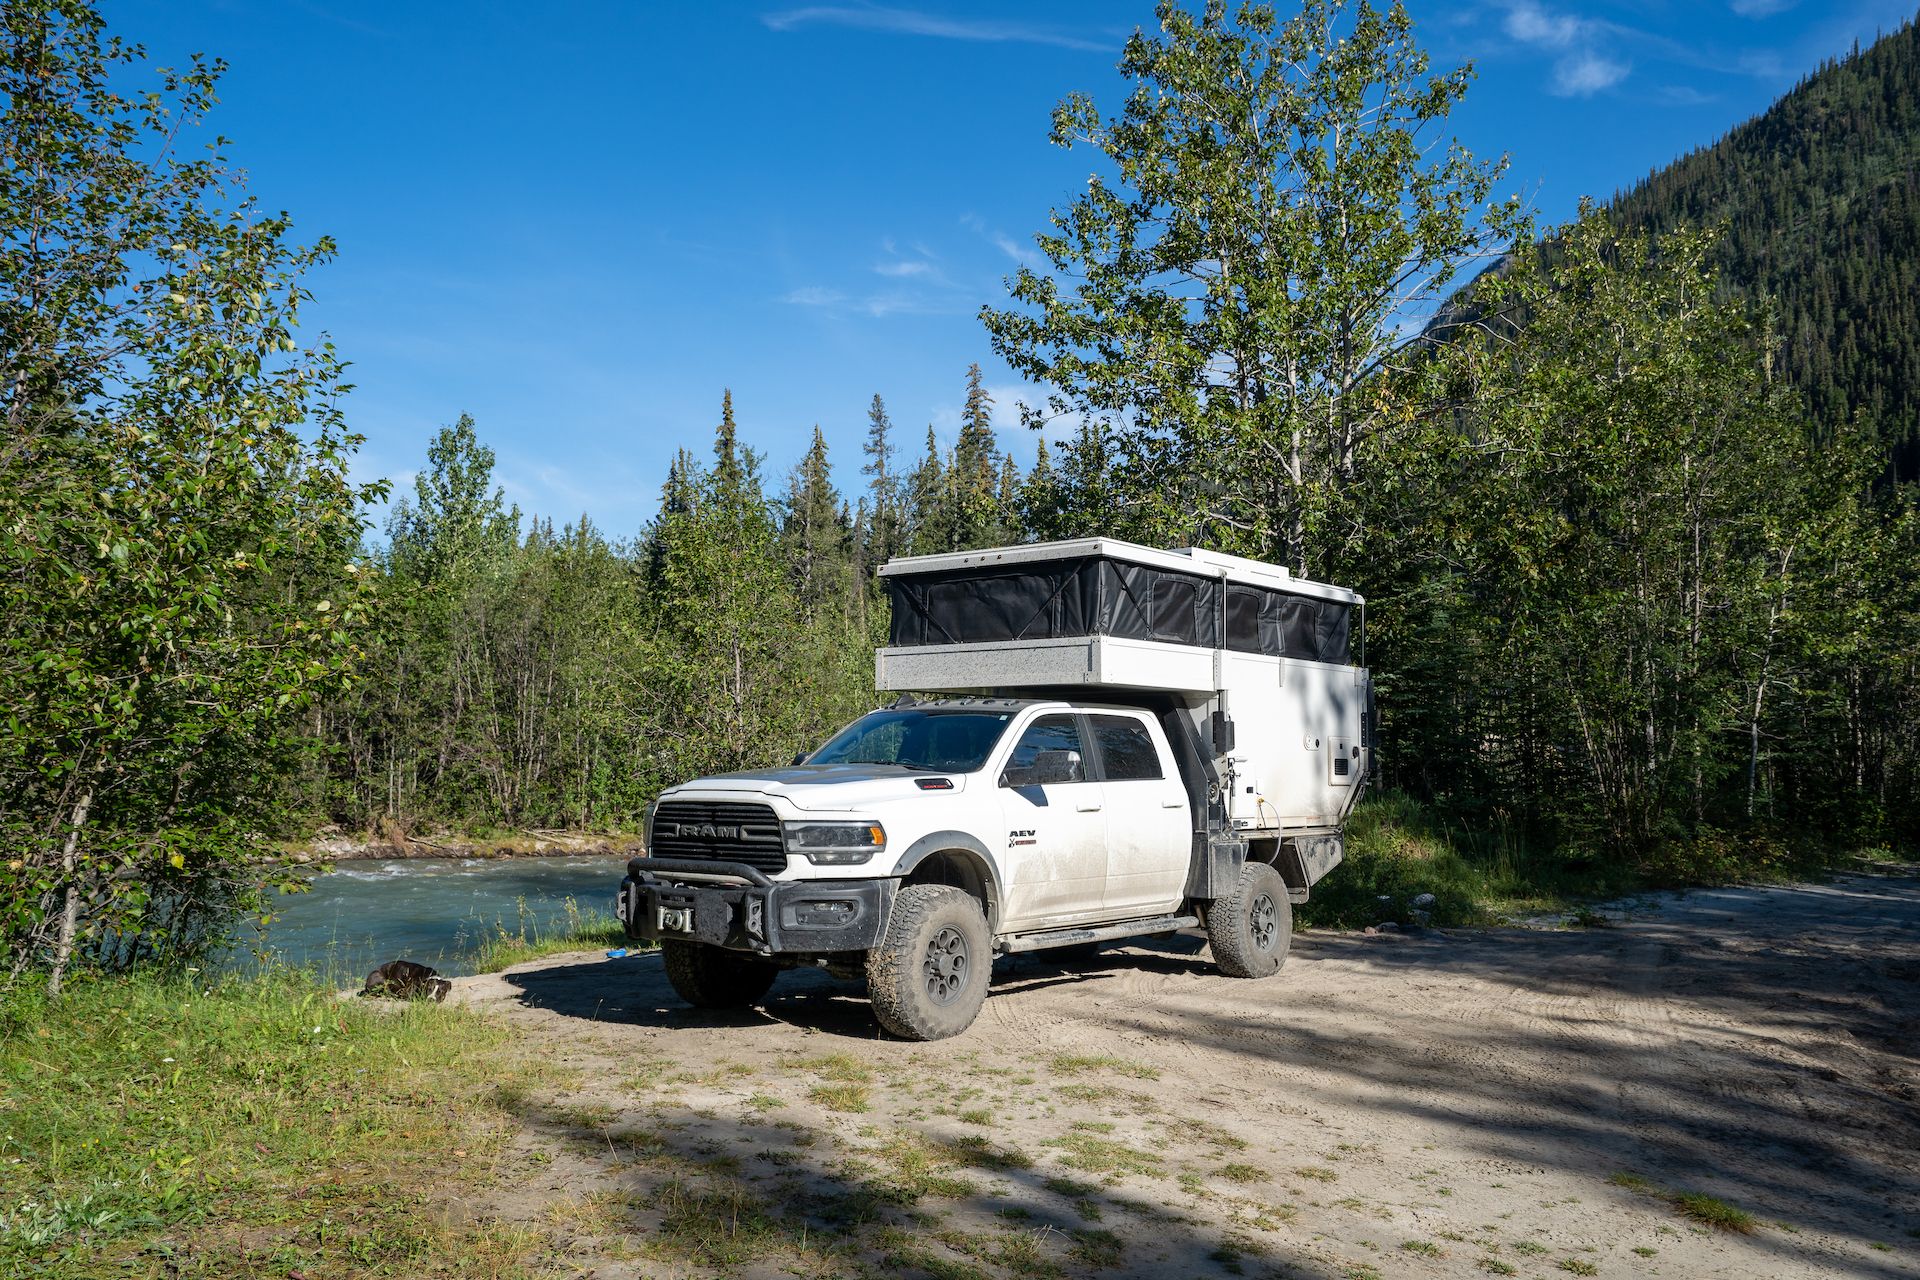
[{"xmin": 46, "ymin": 787, "xmax": 96, "ymax": 998}]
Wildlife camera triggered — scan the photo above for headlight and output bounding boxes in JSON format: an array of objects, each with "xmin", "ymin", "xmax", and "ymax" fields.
[{"xmin": 784, "ymin": 820, "xmax": 886, "ymax": 865}]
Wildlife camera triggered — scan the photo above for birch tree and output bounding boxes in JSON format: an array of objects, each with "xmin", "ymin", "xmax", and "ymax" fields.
[{"xmin": 982, "ymin": 0, "xmax": 1522, "ymax": 575}]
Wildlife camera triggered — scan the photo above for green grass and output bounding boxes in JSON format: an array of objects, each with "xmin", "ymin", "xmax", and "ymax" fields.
[
  {"xmin": 0, "ymin": 968, "xmax": 528, "ymax": 1278},
  {"xmin": 808, "ymin": 1082, "xmax": 872, "ymax": 1113},
  {"xmin": 1610, "ymin": 1170, "xmax": 1758, "ymax": 1234},
  {"xmin": 1669, "ymin": 1191, "xmax": 1757, "ymax": 1233},
  {"xmin": 1305, "ymin": 790, "xmax": 1891, "ymax": 929},
  {"xmin": 1299, "ymin": 792, "xmax": 1631, "ymax": 927},
  {"xmin": 1043, "ymin": 1132, "xmax": 1164, "ymax": 1179},
  {"xmin": 466, "ymin": 896, "xmax": 632, "ymax": 971},
  {"xmin": 1046, "ymin": 1052, "xmax": 1161, "ymax": 1080}
]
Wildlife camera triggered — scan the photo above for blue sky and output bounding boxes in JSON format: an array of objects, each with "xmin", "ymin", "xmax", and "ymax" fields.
[{"xmin": 116, "ymin": 0, "xmax": 1918, "ymax": 535}]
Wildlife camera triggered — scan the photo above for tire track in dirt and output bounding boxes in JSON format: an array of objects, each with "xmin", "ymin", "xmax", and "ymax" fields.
[{"xmin": 452, "ymin": 874, "xmax": 1920, "ymax": 1280}]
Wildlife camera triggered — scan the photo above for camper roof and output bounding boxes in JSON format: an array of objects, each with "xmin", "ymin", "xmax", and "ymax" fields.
[{"xmin": 877, "ymin": 537, "xmax": 1359, "ymax": 606}]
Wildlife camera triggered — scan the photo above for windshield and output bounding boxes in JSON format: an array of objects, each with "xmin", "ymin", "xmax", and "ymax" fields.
[{"xmin": 809, "ymin": 709, "xmax": 1014, "ymax": 772}]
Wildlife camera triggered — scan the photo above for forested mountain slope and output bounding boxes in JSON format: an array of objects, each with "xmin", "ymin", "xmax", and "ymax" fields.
[{"xmin": 1607, "ymin": 14, "xmax": 1920, "ymax": 477}]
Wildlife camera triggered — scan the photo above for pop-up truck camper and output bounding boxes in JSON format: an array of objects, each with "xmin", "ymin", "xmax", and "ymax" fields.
[{"xmin": 620, "ymin": 539, "xmax": 1373, "ymax": 1039}]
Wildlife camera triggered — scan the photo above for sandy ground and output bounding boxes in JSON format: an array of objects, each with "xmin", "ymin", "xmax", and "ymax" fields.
[{"xmin": 448, "ymin": 873, "xmax": 1920, "ymax": 1280}]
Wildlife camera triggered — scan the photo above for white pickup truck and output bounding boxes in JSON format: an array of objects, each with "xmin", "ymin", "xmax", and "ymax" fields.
[{"xmin": 618, "ymin": 539, "xmax": 1372, "ymax": 1039}]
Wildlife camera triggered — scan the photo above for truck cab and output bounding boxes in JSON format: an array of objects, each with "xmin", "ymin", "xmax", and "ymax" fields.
[{"xmin": 619, "ymin": 539, "xmax": 1370, "ymax": 1040}]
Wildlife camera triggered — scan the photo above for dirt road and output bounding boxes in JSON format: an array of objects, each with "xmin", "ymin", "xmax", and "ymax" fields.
[{"xmin": 452, "ymin": 874, "xmax": 1920, "ymax": 1279}]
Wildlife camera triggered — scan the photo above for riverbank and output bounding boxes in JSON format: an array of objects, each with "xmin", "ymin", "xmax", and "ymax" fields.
[{"xmin": 273, "ymin": 826, "xmax": 643, "ymax": 865}]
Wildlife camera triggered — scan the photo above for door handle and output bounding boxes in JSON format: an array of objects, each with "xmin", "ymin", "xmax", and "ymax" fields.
[
  {"xmin": 1161, "ymin": 799, "xmax": 1183, "ymax": 808},
  {"xmin": 1076, "ymin": 800, "xmax": 1103, "ymax": 812}
]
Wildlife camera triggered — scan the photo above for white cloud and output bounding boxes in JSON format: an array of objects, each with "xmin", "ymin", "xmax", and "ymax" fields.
[
  {"xmin": 1730, "ymin": 0, "xmax": 1796, "ymax": 16},
  {"xmin": 762, "ymin": 6, "xmax": 1116, "ymax": 53},
  {"xmin": 1496, "ymin": 2, "xmax": 1631, "ymax": 96},
  {"xmin": 873, "ymin": 259, "xmax": 934, "ymax": 278},
  {"xmin": 1504, "ymin": 0, "xmax": 1584, "ymax": 47},
  {"xmin": 1653, "ymin": 84, "xmax": 1718, "ymax": 106},
  {"xmin": 781, "ymin": 286, "xmax": 847, "ymax": 307},
  {"xmin": 1552, "ymin": 51, "xmax": 1630, "ymax": 95},
  {"xmin": 991, "ymin": 232, "xmax": 1033, "ymax": 264}
]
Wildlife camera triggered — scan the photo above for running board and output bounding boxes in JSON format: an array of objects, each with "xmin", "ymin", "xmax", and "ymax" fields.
[{"xmin": 999, "ymin": 913, "xmax": 1200, "ymax": 955}]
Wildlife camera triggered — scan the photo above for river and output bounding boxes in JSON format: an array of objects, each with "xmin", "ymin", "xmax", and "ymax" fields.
[{"xmin": 243, "ymin": 855, "xmax": 630, "ymax": 979}]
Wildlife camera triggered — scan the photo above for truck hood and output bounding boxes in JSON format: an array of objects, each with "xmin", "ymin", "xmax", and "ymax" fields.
[{"xmin": 664, "ymin": 764, "xmax": 966, "ymax": 812}]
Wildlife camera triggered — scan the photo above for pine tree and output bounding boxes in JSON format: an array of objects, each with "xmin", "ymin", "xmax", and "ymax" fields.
[
  {"xmin": 785, "ymin": 426, "xmax": 847, "ymax": 612},
  {"xmin": 862, "ymin": 393, "xmax": 900, "ymax": 562},
  {"xmin": 954, "ymin": 363, "xmax": 1002, "ymax": 546},
  {"xmin": 714, "ymin": 389, "xmax": 745, "ymax": 497},
  {"xmin": 905, "ymin": 426, "xmax": 951, "ymax": 554}
]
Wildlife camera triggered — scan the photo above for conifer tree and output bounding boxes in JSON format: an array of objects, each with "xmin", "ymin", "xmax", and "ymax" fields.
[
  {"xmin": 862, "ymin": 393, "xmax": 901, "ymax": 563},
  {"xmin": 905, "ymin": 426, "xmax": 952, "ymax": 554},
  {"xmin": 785, "ymin": 426, "xmax": 847, "ymax": 613},
  {"xmin": 954, "ymin": 364, "xmax": 1003, "ymax": 546}
]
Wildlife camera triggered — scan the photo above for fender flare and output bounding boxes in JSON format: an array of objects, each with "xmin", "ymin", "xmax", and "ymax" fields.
[{"xmin": 892, "ymin": 831, "xmax": 1005, "ymax": 930}]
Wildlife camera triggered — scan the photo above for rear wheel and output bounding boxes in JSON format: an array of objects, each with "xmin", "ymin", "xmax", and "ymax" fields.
[
  {"xmin": 1205, "ymin": 861, "xmax": 1292, "ymax": 978},
  {"xmin": 866, "ymin": 884, "xmax": 991, "ymax": 1040},
  {"xmin": 662, "ymin": 940, "xmax": 779, "ymax": 1009}
]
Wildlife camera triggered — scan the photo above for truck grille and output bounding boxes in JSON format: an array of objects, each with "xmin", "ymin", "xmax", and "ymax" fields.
[{"xmin": 650, "ymin": 801, "xmax": 787, "ymax": 873}]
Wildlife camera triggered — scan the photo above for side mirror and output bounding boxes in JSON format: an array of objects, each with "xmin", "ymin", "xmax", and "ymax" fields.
[
  {"xmin": 1003, "ymin": 748, "xmax": 1081, "ymax": 787},
  {"xmin": 1033, "ymin": 748, "xmax": 1082, "ymax": 784}
]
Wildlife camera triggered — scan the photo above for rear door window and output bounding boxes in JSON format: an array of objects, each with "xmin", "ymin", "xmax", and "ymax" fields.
[{"xmin": 1090, "ymin": 715, "xmax": 1163, "ymax": 781}]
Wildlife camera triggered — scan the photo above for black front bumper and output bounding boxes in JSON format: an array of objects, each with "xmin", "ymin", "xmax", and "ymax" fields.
[{"xmin": 619, "ymin": 856, "xmax": 893, "ymax": 955}]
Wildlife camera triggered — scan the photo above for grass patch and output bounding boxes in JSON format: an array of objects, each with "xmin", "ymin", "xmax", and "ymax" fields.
[
  {"xmin": 957, "ymin": 1107, "xmax": 993, "ymax": 1126},
  {"xmin": 1307, "ymin": 790, "xmax": 1878, "ymax": 929},
  {"xmin": 1044, "ymin": 1132, "xmax": 1164, "ymax": 1179},
  {"xmin": 1669, "ymin": 1191, "xmax": 1756, "ymax": 1233},
  {"xmin": 1294, "ymin": 1165, "xmax": 1339, "ymax": 1182},
  {"xmin": 1069, "ymin": 1227, "xmax": 1124, "ymax": 1267},
  {"xmin": 1610, "ymin": 1170, "xmax": 1757, "ymax": 1233},
  {"xmin": 877, "ymin": 1226, "xmax": 992, "ymax": 1280},
  {"xmin": 1557, "ymin": 1260, "xmax": 1598, "ymax": 1277},
  {"xmin": 937, "ymin": 1134, "xmax": 1034, "ymax": 1171},
  {"xmin": 0, "ymin": 968, "xmax": 523, "ymax": 1279},
  {"xmin": 650, "ymin": 1176, "xmax": 791, "ymax": 1268},
  {"xmin": 1047, "ymin": 1052, "xmax": 1160, "ymax": 1080},
  {"xmin": 1482, "ymin": 1261, "xmax": 1518, "ymax": 1276},
  {"xmin": 795, "ymin": 1052, "xmax": 874, "ymax": 1083},
  {"xmin": 1401, "ymin": 1239, "xmax": 1444, "ymax": 1257},
  {"xmin": 809, "ymin": 1081, "xmax": 871, "ymax": 1113},
  {"xmin": 1219, "ymin": 1162, "xmax": 1270, "ymax": 1184},
  {"xmin": 466, "ymin": 897, "xmax": 632, "ymax": 971}
]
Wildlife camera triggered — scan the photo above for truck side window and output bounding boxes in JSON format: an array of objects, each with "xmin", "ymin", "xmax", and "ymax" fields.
[
  {"xmin": 1006, "ymin": 715, "xmax": 1084, "ymax": 778},
  {"xmin": 1090, "ymin": 715, "xmax": 1163, "ymax": 781}
]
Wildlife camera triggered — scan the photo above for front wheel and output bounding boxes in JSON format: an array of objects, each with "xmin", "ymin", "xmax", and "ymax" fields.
[
  {"xmin": 1205, "ymin": 861, "xmax": 1293, "ymax": 978},
  {"xmin": 866, "ymin": 884, "xmax": 991, "ymax": 1040},
  {"xmin": 662, "ymin": 940, "xmax": 779, "ymax": 1009}
]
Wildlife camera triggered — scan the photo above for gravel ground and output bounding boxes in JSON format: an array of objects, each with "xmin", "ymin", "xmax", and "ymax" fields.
[{"xmin": 448, "ymin": 872, "xmax": 1920, "ymax": 1279}]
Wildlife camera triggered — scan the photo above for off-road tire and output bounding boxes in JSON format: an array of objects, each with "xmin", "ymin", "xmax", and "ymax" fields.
[
  {"xmin": 1205, "ymin": 861, "xmax": 1292, "ymax": 978},
  {"xmin": 661, "ymin": 940, "xmax": 779, "ymax": 1009},
  {"xmin": 866, "ymin": 884, "xmax": 991, "ymax": 1040}
]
